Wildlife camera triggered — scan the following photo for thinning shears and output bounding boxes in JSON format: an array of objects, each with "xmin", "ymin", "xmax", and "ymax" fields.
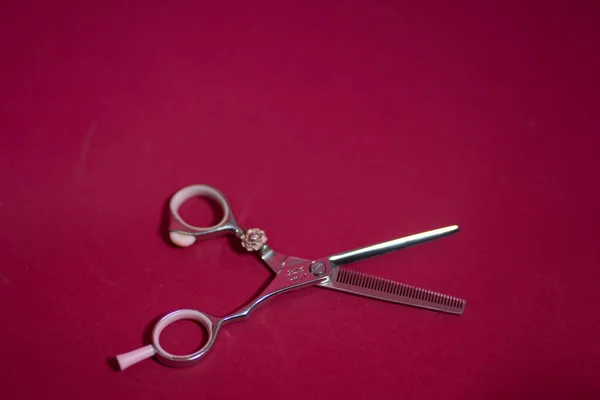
[{"xmin": 115, "ymin": 184, "xmax": 466, "ymax": 370}]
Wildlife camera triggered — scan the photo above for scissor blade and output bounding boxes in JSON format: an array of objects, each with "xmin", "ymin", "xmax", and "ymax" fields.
[
  {"xmin": 321, "ymin": 268, "xmax": 465, "ymax": 315},
  {"xmin": 328, "ymin": 226, "xmax": 459, "ymax": 267}
]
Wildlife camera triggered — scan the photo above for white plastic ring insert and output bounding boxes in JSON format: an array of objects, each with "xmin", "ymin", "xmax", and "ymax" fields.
[
  {"xmin": 152, "ymin": 309, "xmax": 214, "ymax": 361},
  {"xmin": 169, "ymin": 185, "xmax": 233, "ymax": 247},
  {"xmin": 169, "ymin": 185, "xmax": 230, "ymax": 231}
]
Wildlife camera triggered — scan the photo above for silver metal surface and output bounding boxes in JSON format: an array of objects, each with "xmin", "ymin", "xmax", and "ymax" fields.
[
  {"xmin": 118, "ymin": 184, "xmax": 467, "ymax": 370},
  {"xmin": 259, "ymin": 245, "xmax": 307, "ymax": 274},
  {"xmin": 151, "ymin": 260, "xmax": 328, "ymax": 367},
  {"xmin": 329, "ymin": 225, "xmax": 459, "ymax": 266},
  {"xmin": 321, "ymin": 267, "xmax": 465, "ymax": 314},
  {"xmin": 169, "ymin": 184, "xmax": 245, "ymax": 238}
]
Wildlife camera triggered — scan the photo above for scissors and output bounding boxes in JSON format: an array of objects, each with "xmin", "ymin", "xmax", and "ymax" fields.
[{"xmin": 115, "ymin": 184, "xmax": 466, "ymax": 370}]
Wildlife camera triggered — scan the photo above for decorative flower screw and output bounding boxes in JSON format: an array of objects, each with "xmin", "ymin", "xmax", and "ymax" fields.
[{"xmin": 240, "ymin": 228, "xmax": 267, "ymax": 251}]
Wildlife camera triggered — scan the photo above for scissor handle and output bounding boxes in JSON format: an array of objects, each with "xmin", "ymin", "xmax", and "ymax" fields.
[
  {"xmin": 114, "ymin": 261, "xmax": 330, "ymax": 370},
  {"xmin": 115, "ymin": 309, "xmax": 222, "ymax": 370},
  {"xmin": 168, "ymin": 184, "xmax": 242, "ymax": 247}
]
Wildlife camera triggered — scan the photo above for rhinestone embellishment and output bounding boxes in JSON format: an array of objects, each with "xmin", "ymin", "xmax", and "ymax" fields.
[{"xmin": 240, "ymin": 228, "xmax": 267, "ymax": 251}]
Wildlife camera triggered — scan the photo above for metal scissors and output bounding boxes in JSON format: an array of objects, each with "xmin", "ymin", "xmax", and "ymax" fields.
[{"xmin": 115, "ymin": 184, "xmax": 466, "ymax": 370}]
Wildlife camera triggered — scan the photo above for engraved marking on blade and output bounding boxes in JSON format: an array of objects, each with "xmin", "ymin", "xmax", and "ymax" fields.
[{"xmin": 287, "ymin": 267, "xmax": 307, "ymax": 282}]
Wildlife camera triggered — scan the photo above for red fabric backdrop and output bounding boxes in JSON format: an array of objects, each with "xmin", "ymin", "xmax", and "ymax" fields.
[{"xmin": 1, "ymin": 1, "xmax": 599, "ymax": 399}]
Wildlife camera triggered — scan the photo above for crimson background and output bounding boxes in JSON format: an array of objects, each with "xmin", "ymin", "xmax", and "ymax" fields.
[{"xmin": 1, "ymin": 1, "xmax": 599, "ymax": 399}]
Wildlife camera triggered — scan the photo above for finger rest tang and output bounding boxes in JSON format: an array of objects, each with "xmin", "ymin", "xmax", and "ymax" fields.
[{"xmin": 115, "ymin": 345, "xmax": 156, "ymax": 370}]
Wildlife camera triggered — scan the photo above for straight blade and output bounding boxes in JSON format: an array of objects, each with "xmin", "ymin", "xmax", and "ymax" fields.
[
  {"xmin": 322, "ymin": 268, "xmax": 466, "ymax": 315},
  {"xmin": 328, "ymin": 225, "xmax": 459, "ymax": 266}
]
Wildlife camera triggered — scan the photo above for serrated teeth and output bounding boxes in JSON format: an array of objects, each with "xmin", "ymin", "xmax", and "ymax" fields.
[{"xmin": 337, "ymin": 268, "xmax": 465, "ymax": 312}]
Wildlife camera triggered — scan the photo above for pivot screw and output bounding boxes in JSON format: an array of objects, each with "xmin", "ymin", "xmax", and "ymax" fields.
[{"xmin": 310, "ymin": 262, "xmax": 326, "ymax": 277}]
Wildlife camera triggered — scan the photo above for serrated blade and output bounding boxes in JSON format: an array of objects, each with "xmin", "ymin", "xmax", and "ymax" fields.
[{"xmin": 322, "ymin": 268, "xmax": 466, "ymax": 315}]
